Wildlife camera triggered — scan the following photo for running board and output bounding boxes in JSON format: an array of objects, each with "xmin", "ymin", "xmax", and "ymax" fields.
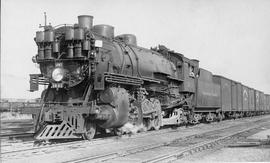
[{"xmin": 35, "ymin": 121, "xmax": 81, "ymax": 140}]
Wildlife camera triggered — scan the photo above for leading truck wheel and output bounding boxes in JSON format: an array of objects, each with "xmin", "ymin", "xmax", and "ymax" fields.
[{"xmin": 82, "ymin": 121, "xmax": 96, "ymax": 140}]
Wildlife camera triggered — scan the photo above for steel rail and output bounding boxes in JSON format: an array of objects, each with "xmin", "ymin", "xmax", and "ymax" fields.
[
  {"xmin": 62, "ymin": 118, "xmax": 270, "ymax": 163},
  {"xmin": 1, "ymin": 116, "xmax": 269, "ymax": 162},
  {"xmin": 143, "ymin": 123, "xmax": 269, "ymax": 163},
  {"xmin": 0, "ymin": 133, "xmax": 34, "ymax": 138}
]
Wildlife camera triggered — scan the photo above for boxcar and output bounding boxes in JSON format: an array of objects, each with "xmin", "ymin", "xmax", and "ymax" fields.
[
  {"xmin": 255, "ymin": 90, "xmax": 260, "ymax": 111},
  {"xmin": 265, "ymin": 94, "xmax": 268, "ymax": 111},
  {"xmin": 213, "ymin": 75, "xmax": 232, "ymax": 112},
  {"xmin": 259, "ymin": 92, "xmax": 265, "ymax": 111},
  {"xmin": 248, "ymin": 88, "xmax": 255, "ymax": 112},
  {"xmin": 263, "ymin": 94, "xmax": 266, "ymax": 111},
  {"xmin": 267, "ymin": 94, "xmax": 270, "ymax": 111},
  {"xmin": 242, "ymin": 85, "xmax": 249, "ymax": 111},
  {"xmin": 236, "ymin": 83, "xmax": 243, "ymax": 111},
  {"xmin": 231, "ymin": 81, "xmax": 238, "ymax": 111},
  {"xmin": 268, "ymin": 94, "xmax": 270, "ymax": 111}
]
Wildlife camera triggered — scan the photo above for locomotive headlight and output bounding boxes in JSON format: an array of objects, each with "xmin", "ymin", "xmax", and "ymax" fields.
[{"xmin": 52, "ymin": 68, "xmax": 65, "ymax": 82}]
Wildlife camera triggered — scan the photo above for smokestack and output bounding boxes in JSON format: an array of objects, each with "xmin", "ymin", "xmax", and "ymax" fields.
[{"xmin": 78, "ymin": 15, "xmax": 93, "ymax": 30}]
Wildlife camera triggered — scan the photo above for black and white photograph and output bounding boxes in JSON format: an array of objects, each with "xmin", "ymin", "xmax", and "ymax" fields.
[{"xmin": 1, "ymin": 0, "xmax": 270, "ymax": 162}]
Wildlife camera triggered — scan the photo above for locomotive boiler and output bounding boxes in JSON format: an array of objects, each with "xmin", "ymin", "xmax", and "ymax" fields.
[
  {"xmin": 29, "ymin": 15, "xmax": 199, "ymax": 140},
  {"xmin": 28, "ymin": 14, "xmax": 270, "ymax": 140}
]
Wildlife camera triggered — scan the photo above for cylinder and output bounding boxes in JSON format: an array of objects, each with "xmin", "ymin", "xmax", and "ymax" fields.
[
  {"xmin": 83, "ymin": 40, "xmax": 90, "ymax": 50},
  {"xmin": 65, "ymin": 27, "xmax": 74, "ymax": 40},
  {"xmin": 92, "ymin": 24, "xmax": 114, "ymax": 38},
  {"xmin": 116, "ymin": 34, "xmax": 137, "ymax": 46},
  {"xmin": 53, "ymin": 42, "xmax": 59, "ymax": 53},
  {"xmin": 44, "ymin": 45, "xmax": 53, "ymax": 59},
  {"xmin": 74, "ymin": 28, "xmax": 84, "ymax": 40},
  {"xmin": 36, "ymin": 31, "xmax": 44, "ymax": 42},
  {"xmin": 67, "ymin": 44, "xmax": 74, "ymax": 58},
  {"xmin": 78, "ymin": 15, "xmax": 93, "ymax": 30},
  {"xmin": 38, "ymin": 46, "xmax": 44, "ymax": 59},
  {"xmin": 44, "ymin": 30, "xmax": 54, "ymax": 42},
  {"xmin": 74, "ymin": 43, "xmax": 82, "ymax": 57},
  {"xmin": 97, "ymin": 88, "xmax": 129, "ymax": 128}
]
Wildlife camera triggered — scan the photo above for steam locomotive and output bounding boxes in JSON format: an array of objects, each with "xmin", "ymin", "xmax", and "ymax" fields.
[{"xmin": 28, "ymin": 15, "xmax": 270, "ymax": 140}]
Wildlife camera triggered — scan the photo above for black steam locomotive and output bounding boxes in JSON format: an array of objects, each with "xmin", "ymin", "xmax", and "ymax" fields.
[{"xmin": 28, "ymin": 15, "xmax": 270, "ymax": 140}]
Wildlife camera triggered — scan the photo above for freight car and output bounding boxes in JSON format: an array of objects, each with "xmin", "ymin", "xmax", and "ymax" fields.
[{"xmin": 26, "ymin": 15, "xmax": 270, "ymax": 140}]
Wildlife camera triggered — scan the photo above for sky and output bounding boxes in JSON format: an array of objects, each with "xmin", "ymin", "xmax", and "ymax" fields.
[{"xmin": 1, "ymin": 0, "xmax": 270, "ymax": 99}]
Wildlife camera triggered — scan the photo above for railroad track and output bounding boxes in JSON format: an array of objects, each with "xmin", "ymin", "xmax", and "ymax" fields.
[
  {"xmin": 143, "ymin": 125, "xmax": 268, "ymax": 163},
  {"xmin": 0, "ymin": 132, "xmax": 34, "ymax": 138},
  {"xmin": 0, "ymin": 119, "xmax": 34, "ymax": 141},
  {"xmin": 1, "ymin": 116, "xmax": 218, "ymax": 155},
  {"xmin": 0, "ymin": 116, "xmax": 253, "ymax": 154},
  {"xmin": 1, "ymin": 119, "xmax": 33, "ymax": 133},
  {"xmin": 1, "ymin": 115, "xmax": 269, "ymax": 163},
  {"xmin": 63, "ymin": 119, "xmax": 270, "ymax": 163},
  {"xmin": 0, "ymin": 123, "xmax": 193, "ymax": 155}
]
